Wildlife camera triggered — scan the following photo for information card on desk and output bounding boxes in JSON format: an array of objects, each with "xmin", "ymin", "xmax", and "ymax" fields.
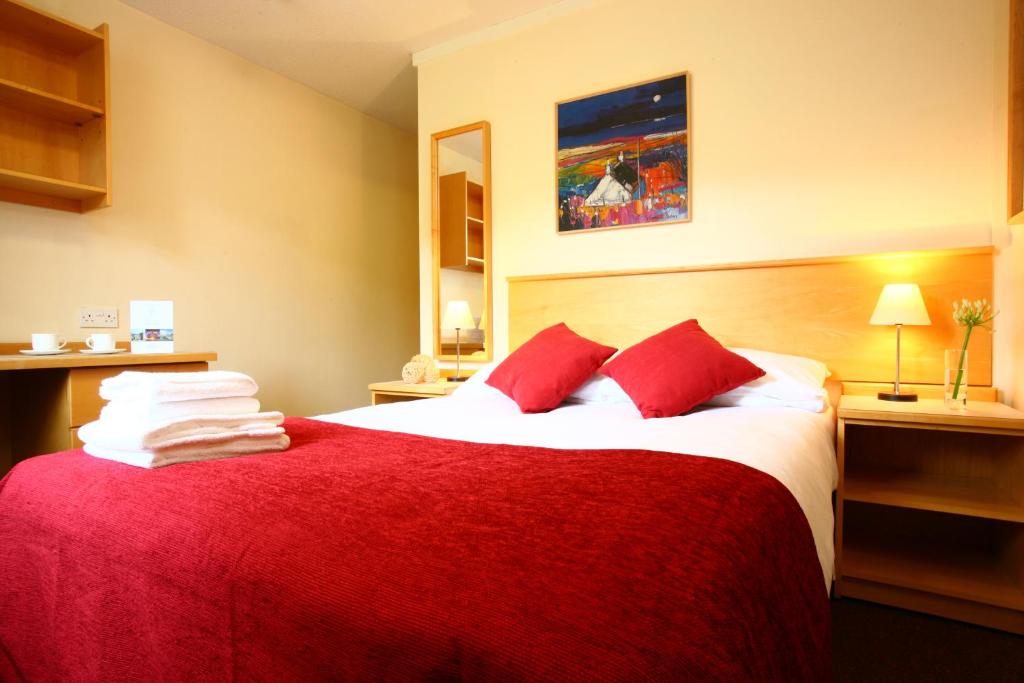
[{"xmin": 130, "ymin": 300, "xmax": 174, "ymax": 354}]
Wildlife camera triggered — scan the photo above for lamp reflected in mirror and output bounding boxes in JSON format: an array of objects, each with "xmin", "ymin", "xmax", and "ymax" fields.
[{"xmin": 442, "ymin": 300, "xmax": 476, "ymax": 382}]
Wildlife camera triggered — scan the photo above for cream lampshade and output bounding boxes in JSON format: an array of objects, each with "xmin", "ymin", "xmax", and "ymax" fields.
[
  {"xmin": 870, "ymin": 283, "xmax": 931, "ymax": 402},
  {"xmin": 442, "ymin": 300, "xmax": 476, "ymax": 331},
  {"xmin": 442, "ymin": 300, "xmax": 476, "ymax": 382}
]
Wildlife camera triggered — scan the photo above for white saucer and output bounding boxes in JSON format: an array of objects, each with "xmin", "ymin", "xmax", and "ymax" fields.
[
  {"xmin": 19, "ymin": 349, "xmax": 70, "ymax": 356},
  {"xmin": 80, "ymin": 348, "xmax": 127, "ymax": 355}
]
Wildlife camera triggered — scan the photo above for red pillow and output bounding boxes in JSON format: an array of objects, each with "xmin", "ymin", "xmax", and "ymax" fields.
[
  {"xmin": 600, "ymin": 320, "xmax": 765, "ymax": 418},
  {"xmin": 486, "ymin": 323, "xmax": 617, "ymax": 413}
]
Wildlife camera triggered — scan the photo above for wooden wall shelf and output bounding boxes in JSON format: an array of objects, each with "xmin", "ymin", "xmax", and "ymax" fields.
[
  {"xmin": 0, "ymin": 167, "xmax": 106, "ymax": 200},
  {"xmin": 0, "ymin": 0, "xmax": 105, "ymax": 51},
  {"xmin": 0, "ymin": 0, "xmax": 111, "ymax": 213},
  {"xmin": 0, "ymin": 77, "xmax": 102, "ymax": 124}
]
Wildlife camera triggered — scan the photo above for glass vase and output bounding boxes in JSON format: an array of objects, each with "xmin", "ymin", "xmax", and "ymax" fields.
[{"xmin": 944, "ymin": 348, "xmax": 967, "ymax": 410}]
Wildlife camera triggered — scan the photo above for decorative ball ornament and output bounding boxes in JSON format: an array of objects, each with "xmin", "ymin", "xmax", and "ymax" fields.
[
  {"xmin": 423, "ymin": 364, "xmax": 441, "ymax": 383},
  {"xmin": 401, "ymin": 361, "xmax": 426, "ymax": 384},
  {"xmin": 401, "ymin": 354, "xmax": 440, "ymax": 384}
]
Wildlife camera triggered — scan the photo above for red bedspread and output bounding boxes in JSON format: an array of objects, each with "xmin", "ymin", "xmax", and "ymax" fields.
[{"xmin": 0, "ymin": 417, "xmax": 829, "ymax": 682}]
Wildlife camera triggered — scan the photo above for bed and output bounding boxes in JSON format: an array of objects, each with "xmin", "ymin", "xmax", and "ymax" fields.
[
  {"xmin": 0, "ymin": 388, "xmax": 835, "ymax": 682},
  {"xmin": 0, "ymin": 249, "xmax": 992, "ymax": 681}
]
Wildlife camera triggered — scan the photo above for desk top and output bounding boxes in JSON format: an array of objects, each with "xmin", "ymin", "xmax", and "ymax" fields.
[{"xmin": 0, "ymin": 350, "xmax": 217, "ymax": 371}]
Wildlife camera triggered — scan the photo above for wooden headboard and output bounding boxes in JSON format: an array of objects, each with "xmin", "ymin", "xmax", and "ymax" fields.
[{"xmin": 507, "ymin": 247, "xmax": 993, "ymax": 386}]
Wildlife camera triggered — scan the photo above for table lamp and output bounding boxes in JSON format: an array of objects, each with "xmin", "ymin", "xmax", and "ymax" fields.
[
  {"xmin": 442, "ymin": 300, "xmax": 476, "ymax": 382},
  {"xmin": 869, "ymin": 283, "xmax": 931, "ymax": 401}
]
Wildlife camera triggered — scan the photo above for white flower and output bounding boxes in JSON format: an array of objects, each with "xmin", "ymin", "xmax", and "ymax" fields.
[{"xmin": 952, "ymin": 298, "xmax": 996, "ymax": 329}]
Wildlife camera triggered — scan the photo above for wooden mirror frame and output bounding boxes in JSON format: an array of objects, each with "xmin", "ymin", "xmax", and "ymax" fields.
[
  {"xmin": 431, "ymin": 121, "xmax": 493, "ymax": 362},
  {"xmin": 1010, "ymin": 0, "xmax": 1024, "ymax": 223}
]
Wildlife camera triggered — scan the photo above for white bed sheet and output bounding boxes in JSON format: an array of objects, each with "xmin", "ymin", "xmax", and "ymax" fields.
[{"xmin": 315, "ymin": 386, "xmax": 838, "ymax": 587}]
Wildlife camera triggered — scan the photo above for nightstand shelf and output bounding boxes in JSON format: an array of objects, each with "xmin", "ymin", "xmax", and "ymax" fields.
[
  {"xmin": 844, "ymin": 470, "xmax": 1024, "ymax": 522},
  {"xmin": 836, "ymin": 396, "xmax": 1024, "ymax": 634},
  {"xmin": 843, "ymin": 504, "xmax": 1024, "ymax": 611}
]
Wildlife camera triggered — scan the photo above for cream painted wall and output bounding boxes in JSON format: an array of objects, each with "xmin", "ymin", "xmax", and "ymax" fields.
[
  {"xmin": 417, "ymin": 0, "xmax": 1005, "ymax": 379},
  {"xmin": 991, "ymin": 0, "xmax": 1024, "ymax": 408},
  {"xmin": 0, "ymin": 0, "xmax": 419, "ymax": 415}
]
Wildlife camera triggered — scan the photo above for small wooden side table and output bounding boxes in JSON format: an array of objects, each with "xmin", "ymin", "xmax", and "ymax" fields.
[
  {"xmin": 835, "ymin": 394, "xmax": 1024, "ymax": 634},
  {"xmin": 368, "ymin": 380, "xmax": 458, "ymax": 406}
]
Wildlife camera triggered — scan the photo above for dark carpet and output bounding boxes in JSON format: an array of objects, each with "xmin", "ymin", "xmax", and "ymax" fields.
[{"xmin": 832, "ymin": 598, "xmax": 1024, "ymax": 682}]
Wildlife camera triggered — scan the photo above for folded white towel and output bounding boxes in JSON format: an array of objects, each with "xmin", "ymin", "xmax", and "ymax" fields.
[
  {"xmin": 79, "ymin": 412, "xmax": 285, "ymax": 452},
  {"xmin": 99, "ymin": 371, "xmax": 258, "ymax": 403},
  {"xmin": 83, "ymin": 431, "xmax": 290, "ymax": 469},
  {"xmin": 100, "ymin": 396, "xmax": 261, "ymax": 426}
]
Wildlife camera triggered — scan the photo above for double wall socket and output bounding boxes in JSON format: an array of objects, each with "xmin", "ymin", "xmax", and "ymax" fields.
[{"xmin": 79, "ymin": 307, "xmax": 118, "ymax": 328}]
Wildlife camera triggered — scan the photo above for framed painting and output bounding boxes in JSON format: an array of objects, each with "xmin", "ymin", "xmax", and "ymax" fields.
[{"xmin": 556, "ymin": 72, "xmax": 690, "ymax": 234}]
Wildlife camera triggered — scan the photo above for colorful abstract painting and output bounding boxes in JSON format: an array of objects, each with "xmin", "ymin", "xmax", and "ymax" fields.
[{"xmin": 557, "ymin": 73, "xmax": 689, "ymax": 233}]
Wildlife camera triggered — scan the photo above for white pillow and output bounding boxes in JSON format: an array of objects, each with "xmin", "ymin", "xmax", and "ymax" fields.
[
  {"xmin": 705, "ymin": 393, "xmax": 828, "ymax": 412},
  {"xmin": 565, "ymin": 373, "xmax": 632, "ymax": 405},
  {"xmin": 705, "ymin": 348, "xmax": 831, "ymax": 412},
  {"xmin": 450, "ymin": 361, "xmax": 504, "ymax": 398},
  {"xmin": 460, "ymin": 361, "xmax": 498, "ymax": 386}
]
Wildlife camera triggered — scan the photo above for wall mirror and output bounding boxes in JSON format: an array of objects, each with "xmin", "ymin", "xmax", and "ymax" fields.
[{"xmin": 432, "ymin": 121, "xmax": 492, "ymax": 365}]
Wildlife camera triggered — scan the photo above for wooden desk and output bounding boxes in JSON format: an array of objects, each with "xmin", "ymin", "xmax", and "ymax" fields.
[{"xmin": 0, "ymin": 348, "xmax": 217, "ymax": 474}]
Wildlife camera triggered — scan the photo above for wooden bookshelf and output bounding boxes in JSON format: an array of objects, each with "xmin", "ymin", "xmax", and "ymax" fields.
[
  {"xmin": 0, "ymin": 77, "xmax": 102, "ymax": 124},
  {"xmin": 0, "ymin": 0, "xmax": 110, "ymax": 212},
  {"xmin": 0, "ymin": 167, "xmax": 105, "ymax": 200},
  {"xmin": 836, "ymin": 396, "xmax": 1024, "ymax": 634}
]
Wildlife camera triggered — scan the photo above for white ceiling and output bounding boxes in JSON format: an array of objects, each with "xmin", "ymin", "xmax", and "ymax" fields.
[{"xmin": 122, "ymin": 0, "xmax": 569, "ymax": 131}]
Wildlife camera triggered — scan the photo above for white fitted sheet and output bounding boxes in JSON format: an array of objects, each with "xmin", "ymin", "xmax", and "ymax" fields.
[{"xmin": 315, "ymin": 386, "xmax": 838, "ymax": 587}]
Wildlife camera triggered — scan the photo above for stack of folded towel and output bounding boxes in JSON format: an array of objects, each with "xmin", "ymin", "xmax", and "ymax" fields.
[{"xmin": 79, "ymin": 370, "xmax": 290, "ymax": 468}]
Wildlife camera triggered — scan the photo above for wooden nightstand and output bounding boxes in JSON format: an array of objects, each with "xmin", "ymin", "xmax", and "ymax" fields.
[
  {"xmin": 835, "ymin": 395, "xmax": 1024, "ymax": 634},
  {"xmin": 368, "ymin": 381, "xmax": 459, "ymax": 406}
]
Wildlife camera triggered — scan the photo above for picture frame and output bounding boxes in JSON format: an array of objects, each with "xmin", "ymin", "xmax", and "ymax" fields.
[{"xmin": 556, "ymin": 72, "xmax": 691, "ymax": 234}]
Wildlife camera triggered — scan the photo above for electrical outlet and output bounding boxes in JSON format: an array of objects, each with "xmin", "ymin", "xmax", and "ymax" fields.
[{"xmin": 79, "ymin": 307, "xmax": 118, "ymax": 328}]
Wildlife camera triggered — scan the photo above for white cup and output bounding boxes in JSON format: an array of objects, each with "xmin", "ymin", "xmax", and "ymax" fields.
[
  {"xmin": 31, "ymin": 333, "xmax": 67, "ymax": 352},
  {"xmin": 85, "ymin": 333, "xmax": 115, "ymax": 352}
]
